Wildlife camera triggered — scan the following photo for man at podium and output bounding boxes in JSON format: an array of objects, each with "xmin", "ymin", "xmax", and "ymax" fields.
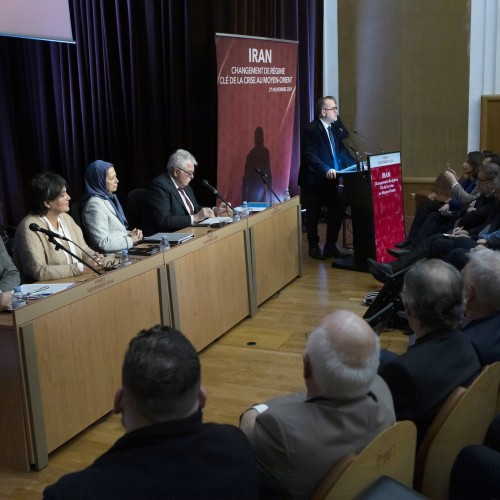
[{"xmin": 298, "ymin": 96, "xmax": 354, "ymax": 260}]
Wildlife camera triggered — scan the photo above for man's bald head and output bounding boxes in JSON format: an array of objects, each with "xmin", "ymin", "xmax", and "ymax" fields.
[{"xmin": 305, "ymin": 310, "xmax": 380, "ymax": 399}]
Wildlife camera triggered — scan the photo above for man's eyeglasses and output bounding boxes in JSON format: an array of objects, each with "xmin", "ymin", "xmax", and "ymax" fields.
[
  {"xmin": 323, "ymin": 107, "xmax": 338, "ymax": 111},
  {"xmin": 177, "ymin": 167, "xmax": 194, "ymax": 179},
  {"xmin": 477, "ymin": 177, "xmax": 494, "ymax": 183}
]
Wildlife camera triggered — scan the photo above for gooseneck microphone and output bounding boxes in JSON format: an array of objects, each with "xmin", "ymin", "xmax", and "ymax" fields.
[
  {"xmin": 29, "ymin": 222, "xmax": 69, "ymax": 241},
  {"xmin": 29, "ymin": 222, "xmax": 105, "ymax": 275},
  {"xmin": 201, "ymin": 179, "xmax": 233, "ymax": 212},
  {"xmin": 255, "ymin": 168, "xmax": 281, "ymax": 203},
  {"xmin": 353, "ymin": 130, "xmax": 386, "ymax": 153}
]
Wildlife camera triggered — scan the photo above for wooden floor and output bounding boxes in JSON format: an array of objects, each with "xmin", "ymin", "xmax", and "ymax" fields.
[{"xmin": 0, "ymin": 227, "xmax": 409, "ymax": 498}]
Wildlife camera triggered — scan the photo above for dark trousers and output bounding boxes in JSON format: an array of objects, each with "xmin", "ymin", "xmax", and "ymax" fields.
[{"xmin": 302, "ymin": 185, "xmax": 344, "ymax": 251}]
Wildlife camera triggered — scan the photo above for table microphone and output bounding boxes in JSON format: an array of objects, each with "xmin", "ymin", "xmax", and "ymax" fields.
[
  {"xmin": 29, "ymin": 222, "xmax": 70, "ymax": 241},
  {"xmin": 201, "ymin": 180, "xmax": 233, "ymax": 211}
]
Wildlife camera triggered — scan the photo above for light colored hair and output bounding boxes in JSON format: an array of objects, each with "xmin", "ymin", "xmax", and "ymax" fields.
[
  {"xmin": 403, "ymin": 259, "xmax": 465, "ymax": 330},
  {"xmin": 306, "ymin": 319, "xmax": 380, "ymax": 400},
  {"xmin": 166, "ymin": 149, "xmax": 198, "ymax": 174},
  {"xmin": 463, "ymin": 249, "xmax": 500, "ymax": 313}
]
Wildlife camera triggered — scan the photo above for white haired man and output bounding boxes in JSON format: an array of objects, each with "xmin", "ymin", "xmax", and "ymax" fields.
[
  {"xmin": 142, "ymin": 149, "xmax": 215, "ymax": 235},
  {"xmin": 239, "ymin": 310, "xmax": 395, "ymax": 499},
  {"xmin": 461, "ymin": 249, "xmax": 500, "ymax": 365}
]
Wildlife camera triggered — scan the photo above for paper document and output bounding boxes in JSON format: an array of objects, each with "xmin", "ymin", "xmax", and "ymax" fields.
[{"xmin": 20, "ymin": 283, "xmax": 74, "ymax": 296}]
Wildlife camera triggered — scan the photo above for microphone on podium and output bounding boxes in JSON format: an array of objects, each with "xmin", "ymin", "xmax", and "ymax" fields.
[{"xmin": 353, "ymin": 130, "xmax": 386, "ymax": 153}]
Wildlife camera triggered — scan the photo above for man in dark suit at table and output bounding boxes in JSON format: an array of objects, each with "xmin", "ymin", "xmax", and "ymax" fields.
[
  {"xmin": 298, "ymin": 95, "xmax": 355, "ymax": 260},
  {"xmin": 142, "ymin": 149, "xmax": 215, "ymax": 235},
  {"xmin": 379, "ymin": 259, "xmax": 480, "ymax": 445},
  {"xmin": 44, "ymin": 325, "xmax": 258, "ymax": 499}
]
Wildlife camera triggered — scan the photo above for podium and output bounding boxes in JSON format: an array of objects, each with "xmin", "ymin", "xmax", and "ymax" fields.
[{"xmin": 333, "ymin": 152, "xmax": 405, "ymax": 272}]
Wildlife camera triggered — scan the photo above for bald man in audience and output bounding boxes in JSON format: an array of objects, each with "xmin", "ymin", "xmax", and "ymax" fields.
[
  {"xmin": 379, "ymin": 259, "xmax": 480, "ymax": 445},
  {"xmin": 461, "ymin": 249, "xmax": 500, "ymax": 365},
  {"xmin": 239, "ymin": 310, "xmax": 395, "ymax": 499}
]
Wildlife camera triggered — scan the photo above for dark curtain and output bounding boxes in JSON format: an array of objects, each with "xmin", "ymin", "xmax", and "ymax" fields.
[{"xmin": 0, "ymin": 0, "xmax": 322, "ymax": 227}]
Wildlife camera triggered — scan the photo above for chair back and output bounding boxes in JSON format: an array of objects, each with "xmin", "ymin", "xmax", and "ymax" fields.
[
  {"xmin": 415, "ymin": 362, "xmax": 500, "ymax": 499},
  {"xmin": 312, "ymin": 420, "xmax": 417, "ymax": 500},
  {"xmin": 126, "ymin": 188, "xmax": 147, "ymax": 229}
]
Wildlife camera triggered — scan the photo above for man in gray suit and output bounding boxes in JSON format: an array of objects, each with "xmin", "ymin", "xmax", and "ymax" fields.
[{"xmin": 239, "ymin": 310, "xmax": 395, "ymax": 499}]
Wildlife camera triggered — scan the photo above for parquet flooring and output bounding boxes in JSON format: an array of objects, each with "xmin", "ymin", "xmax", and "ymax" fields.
[{"xmin": 0, "ymin": 226, "xmax": 409, "ymax": 498}]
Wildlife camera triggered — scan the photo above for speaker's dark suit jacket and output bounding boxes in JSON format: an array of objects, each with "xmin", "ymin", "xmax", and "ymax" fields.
[
  {"xmin": 379, "ymin": 329, "xmax": 480, "ymax": 445},
  {"xmin": 43, "ymin": 411, "xmax": 258, "ymax": 500},
  {"xmin": 298, "ymin": 116, "xmax": 354, "ymax": 190},
  {"xmin": 143, "ymin": 172, "xmax": 201, "ymax": 236}
]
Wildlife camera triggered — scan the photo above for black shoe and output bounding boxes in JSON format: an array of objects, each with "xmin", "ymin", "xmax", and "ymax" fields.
[
  {"xmin": 323, "ymin": 246, "xmax": 350, "ymax": 259},
  {"xmin": 309, "ymin": 247, "xmax": 326, "ymax": 260},
  {"xmin": 367, "ymin": 259, "xmax": 394, "ymax": 284},
  {"xmin": 395, "ymin": 239, "xmax": 412, "ymax": 249},
  {"xmin": 387, "ymin": 247, "xmax": 411, "ymax": 258}
]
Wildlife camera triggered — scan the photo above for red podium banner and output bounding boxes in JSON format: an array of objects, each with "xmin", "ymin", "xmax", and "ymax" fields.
[
  {"xmin": 368, "ymin": 152, "xmax": 405, "ymax": 262},
  {"xmin": 215, "ymin": 34, "xmax": 298, "ymax": 206}
]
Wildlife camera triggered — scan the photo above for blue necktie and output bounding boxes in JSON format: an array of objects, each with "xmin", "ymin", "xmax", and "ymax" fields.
[{"xmin": 328, "ymin": 125, "xmax": 340, "ymax": 171}]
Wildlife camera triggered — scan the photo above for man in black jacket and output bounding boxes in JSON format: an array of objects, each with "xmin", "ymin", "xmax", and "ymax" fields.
[
  {"xmin": 298, "ymin": 96, "xmax": 354, "ymax": 260},
  {"xmin": 44, "ymin": 326, "xmax": 258, "ymax": 499},
  {"xmin": 379, "ymin": 259, "xmax": 480, "ymax": 445}
]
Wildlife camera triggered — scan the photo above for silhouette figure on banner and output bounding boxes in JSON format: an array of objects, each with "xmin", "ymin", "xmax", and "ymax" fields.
[{"xmin": 242, "ymin": 127, "xmax": 271, "ymax": 202}]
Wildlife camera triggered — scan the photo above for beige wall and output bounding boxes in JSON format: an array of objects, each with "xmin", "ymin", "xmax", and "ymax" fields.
[{"xmin": 337, "ymin": 0, "xmax": 471, "ymax": 178}]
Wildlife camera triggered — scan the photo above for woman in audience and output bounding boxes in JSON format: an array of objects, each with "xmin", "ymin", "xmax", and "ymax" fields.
[
  {"xmin": 81, "ymin": 160, "xmax": 142, "ymax": 253},
  {"xmin": 14, "ymin": 172, "xmax": 104, "ymax": 281},
  {"xmin": 390, "ymin": 151, "xmax": 483, "ymax": 254}
]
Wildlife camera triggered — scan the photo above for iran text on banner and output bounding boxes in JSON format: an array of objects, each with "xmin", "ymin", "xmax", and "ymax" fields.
[
  {"xmin": 368, "ymin": 152, "xmax": 405, "ymax": 263},
  {"xmin": 215, "ymin": 34, "xmax": 298, "ymax": 206}
]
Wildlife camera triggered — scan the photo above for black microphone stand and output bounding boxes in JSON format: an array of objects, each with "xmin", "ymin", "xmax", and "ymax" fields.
[
  {"xmin": 348, "ymin": 144, "xmax": 362, "ymax": 172},
  {"xmin": 47, "ymin": 235, "xmax": 104, "ymax": 275},
  {"xmin": 256, "ymin": 170, "xmax": 281, "ymax": 204}
]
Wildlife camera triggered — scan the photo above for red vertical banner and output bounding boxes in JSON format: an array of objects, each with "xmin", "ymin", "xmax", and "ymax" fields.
[
  {"xmin": 368, "ymin": 152, "xmax": 406, "ymax": 262},
  {"xmin": 215, "ymin": 34, "xmax": 298, "ymax": 206}
]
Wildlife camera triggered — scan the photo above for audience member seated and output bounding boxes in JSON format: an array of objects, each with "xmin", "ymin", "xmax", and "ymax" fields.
[
  {"xmin": 378, "ymin": 260, "xmax": 480, "ymax": 445},
  {"xmin": 0, "ymin": 238, "xmax": 20, "ymax": 311},
  {"xmin": 142, "ymin": 149, "xmax": 215, "ymax": 236},
  {"xmin": 239, "ymin": 310, "xmax": 395, "ymax": 499},
  {"xmin": 460, "ymin": 249, "xmax": 500, "ymax": 365},
  {"xmin": 368, "ymin": 162, "xmax": 500, "ymax": 284},
  {"xmin": 432, "ymin": 172, "xmax": 500, "ymax": 270},
  {"xmin": 14, "ymin": 172, "xmax": 104, "ymax": 281},
  {"xmin": 449, "ymin": 414, "xmax": 500, "ymax": 499},
  {"xmin": 82, "ymin": 160, "xmax": 143, "ymax": 253},
  {"xmin": 44, "ymin": 325, "xmax": 258, "ymax": 499},
  {"xmin": 392, "ymin": 151, "xmax": 483, "ymax": 255}
]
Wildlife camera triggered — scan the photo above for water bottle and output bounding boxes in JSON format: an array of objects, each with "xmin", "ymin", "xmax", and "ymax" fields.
[
  {"xmin": 12, "ymin": 286, "xmax": 26, "ymax": 310},
  {"xmin": 242, "ymin": 201, "xmax": 250, "ymax": 218},
  {"xmin": 232, "ymin": 211, "xmax": 241, "ymax": 223},
  {"xmin": 283, "ymin": 189, "xmax": 290, "ymax": 201},
  {"xmin": 120, "ymin": 249, "xmax": 131, "ymax": 267},
  {"xmin": 160, "ymin": 235, "xmax": 170, "ymax": 252}
]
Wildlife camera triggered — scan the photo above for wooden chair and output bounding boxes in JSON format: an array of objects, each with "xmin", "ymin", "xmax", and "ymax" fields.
[
  {"xmin": 415, "ymin": 362, "xmax": 500, "ymax": 500},
  {"xmin": 410, "ymin": 170, "xmax": 457, "ymax": 208},
  {"xmin": 312, "ymin": 420, "xmax": 417, "ymax": 500}
]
